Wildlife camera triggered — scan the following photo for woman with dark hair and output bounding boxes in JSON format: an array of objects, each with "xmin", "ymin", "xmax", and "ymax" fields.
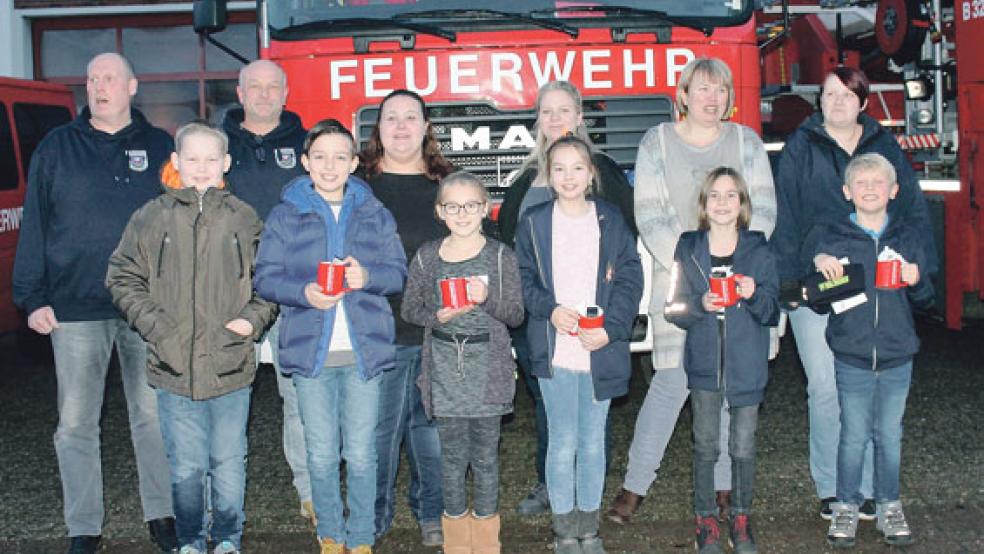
[
  {"xmin": 361, "ymin": 89, "xmax": 454, "ymax": 548},
  {"xmin": 772, "ymin": 66, "xmax": 935, "ymax": 520}
]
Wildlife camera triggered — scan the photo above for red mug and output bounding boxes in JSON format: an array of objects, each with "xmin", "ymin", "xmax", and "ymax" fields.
[
  {"xmin": 579, "ymin": 305, "xmax": 605, "ymax": 330},
  {"xmin": 709, "ymin": 273, "xmax": 743, "ymax": 307},
  {"xmin": 875, "ymin": 259, "xmax": 905, "ymax": 289},
  {"xmin": 440, "ymin": 277, "xmax": 471, "ymax": 309},
  {"xmin": 318, "ymin": 261, "xmax": 350, "ymax": 295}
]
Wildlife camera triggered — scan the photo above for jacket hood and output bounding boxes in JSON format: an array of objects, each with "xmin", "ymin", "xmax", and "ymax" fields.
[
  {"xmin": 280, "ymin": 174, "xmax": 374, "ymax": 214},
  {"xmin": 160, "ymin": 172, "xmax": 233, "ymax": 206},
  {"xmin": 71, "ymin": 107, "xmax": 155, "ymax": 142},
  {"xmin": 222, "ymin": 108, "xmax": 305, "ymax": 142},
  {"xmin": 802, "ymin": 112, "xmax": 884, "ymax": 147}
]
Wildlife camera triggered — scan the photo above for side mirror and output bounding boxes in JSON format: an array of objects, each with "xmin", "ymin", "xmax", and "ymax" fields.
[{"xmin": 194, "ymin": 0, "xmax": 228, "ymax": 34}]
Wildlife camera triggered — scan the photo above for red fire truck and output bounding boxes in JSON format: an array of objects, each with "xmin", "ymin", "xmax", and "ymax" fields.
[
  {"xmin": 196, "ymin": 0, "xmax": 760, "ymax": 352},
  {"xmin": 0, "ymin": 78, "xmax": 75, "ymax": 334},
  {"xmin": 757, "ymin": 0, "xmax": 984, "ymax": 329}
]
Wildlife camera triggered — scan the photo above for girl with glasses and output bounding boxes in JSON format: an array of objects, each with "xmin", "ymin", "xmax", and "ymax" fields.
[{"xmin": 401, "ymin": 171, "xmax": 525, "ymax": 554}]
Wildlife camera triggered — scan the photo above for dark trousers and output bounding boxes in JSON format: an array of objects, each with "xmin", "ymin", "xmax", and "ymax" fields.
[{"xmin": 436, "ymin": 416, "xmax": 501, "ymax": 517}]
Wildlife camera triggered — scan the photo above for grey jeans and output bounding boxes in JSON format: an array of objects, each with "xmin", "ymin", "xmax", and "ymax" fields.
[
  {"xmin": 691, "ymin": 389, "xmax": 758, "ymax": 517},
  {"xmin": 49, "ymin": 319, "xmax": 172, "ymax": 536},
  {"xmin": 436, "ymin": 416, "xmax": 501, "ymax": 517},
  {"xmin": 623, "ymin": 360, "xmax": 732, "ymax": 495}
]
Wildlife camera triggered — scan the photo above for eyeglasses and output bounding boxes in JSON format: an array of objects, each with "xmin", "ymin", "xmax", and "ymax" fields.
[{"xmin": 441, "ymin": 201, "xmax": 485, "ymax": 215}]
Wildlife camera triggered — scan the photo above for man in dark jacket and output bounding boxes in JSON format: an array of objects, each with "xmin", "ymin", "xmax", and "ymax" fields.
[
  {"xmin": 221, "ymin": 59, "xmax": 314, "ymax": 522},
  {"xmin": 11, "ymin": 52, "xmax": 176, "ymax": 554}
]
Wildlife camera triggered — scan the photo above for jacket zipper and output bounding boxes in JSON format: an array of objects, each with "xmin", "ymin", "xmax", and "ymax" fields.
[
  {"xmin": 189, "ymin": 194, "xmax": 203, "ymax": 399},
  {"xmin": 233, "ymin": 233, "xmax": 244, "ymax": 279},
  {"xmin": 157, "ymin": 233, "xmax": 169, "ymax": 278},
  {"xmin": 692, "ymin": 253, "xmax": 725, "ymax": 392},
  {"xmin": 528, "ymin": 222, "xmax": 553, "ymax": 376},
  {"xmin": 871, "ymin": 237, "xmax": 879, "ymax": 372}
]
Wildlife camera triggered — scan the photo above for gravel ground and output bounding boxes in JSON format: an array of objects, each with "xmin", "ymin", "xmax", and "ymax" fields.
[{"xmin": 1, "ymin": 318, "xmax": 982, "ymax": 553}]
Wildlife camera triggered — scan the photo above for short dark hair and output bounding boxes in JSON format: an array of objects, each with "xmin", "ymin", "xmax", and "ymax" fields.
[
  {"xmin": 303, "ymin": 118, "xmax": 356, "ymax": 157},
  {"xmin": 819, "ymin": 66, "xmax": 870, "ymax": 109}
]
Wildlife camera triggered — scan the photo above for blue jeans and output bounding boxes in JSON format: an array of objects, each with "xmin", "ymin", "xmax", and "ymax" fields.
[
  {"xmin": 789, "ymin": 307, "xmax": 873, "ymax": 499},
  {"xmin": 835, "ymin": 359, "xmax": 912, "ymax": 506},
  {"xmin": 539, "ymin": 367, "xmax": 610, "ymax": 514},
  {"xmin": 691, "ymin": 390, "xmax": 758, "ymax": 517},
  {"xmin": 49, "ymin": 319, "xmax": 172, "ymax": 537},
  {"xmin": 294, "ymin": 365, "xmax": 381, "ymax": 547},
  {"xmin": 259, "ymin": 319, "xmax": 311, "ymax": 504},
  {"xmin": 374, "ymin": 345, "xmax": 443, "ymax": 535},
  {"xmin": 156, "ymin": 387, "xmax": 251, "ymax": 552}
]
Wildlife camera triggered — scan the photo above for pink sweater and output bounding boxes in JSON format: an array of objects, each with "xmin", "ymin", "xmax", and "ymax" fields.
[{"xmin": 551, "ymin": 202, "xmax": 599, "ymax": 372}]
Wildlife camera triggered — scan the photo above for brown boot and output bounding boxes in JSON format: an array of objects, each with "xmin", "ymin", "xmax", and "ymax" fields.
[
  {"xmin": 441, "ymin": 512, "xmax": 472, "ymax": 554},
  {"xmin": 716, "ymin": 490, "xmax": 732, "ymax": 522},
  {"xmin": 605, "ymin": 488, "xmax": 644, "ymax": 525},
  {"xmin": 471, "ymin": 512, "xmax": 501, "ymax": 554}
]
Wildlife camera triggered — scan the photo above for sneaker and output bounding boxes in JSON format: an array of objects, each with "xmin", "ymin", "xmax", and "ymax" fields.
[
  {"xmin": 729, "ymin": 513, "xmax": 757, "ymax": 553},
  {"xmin": 319, "ymin": 537, "xmax": 344, "ymax": 554},
  {"xmin": 348, "ymin": 546, "xmax": 373, "ymax": 554},
  {"xmin": 178, "ymin": 547, "xmax": 203, "ymax": 554},
  {"xmin": 66, "ymin": 536, "xmax": 101, "ymax": 554},
  {"xmin": 419, "ymin": 520, "xmax": 444, "ymax": 547},
  {"xmin": 876, "ymin": 500, "xmax": 914, "ymax": 546},
  {"xmin": 516, "ymin": 482, "xmax": 550, "ymax": 515},
  {"xmin": 695, "ymin": 515, "xmax": 724, "ymax": 554},
  {"xmin": 826, "ymin": 502, "xmax": 859, "ymax": 549},
  {"xmin": 300, "ymin": 499, "xmax": 318, "ymax": 526},
  {"xmin": 212, "ymin": 540, "xmax": 238, "ymax": 554},
  {"xmin": 820, "ymin": 496, "xmax": 837, "ymax": 520},
  {"xmin": 859, "ymin": 498, "xmax": 876, "ymax": 521}
]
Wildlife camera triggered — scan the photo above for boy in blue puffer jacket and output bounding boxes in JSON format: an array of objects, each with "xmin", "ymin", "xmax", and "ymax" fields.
[
  {"xmin": 664, "ymin": 167, "xmax": 779, "ymax": 554},
  {"xmin": 807, "ymin": 153, "xmax": 934, "ymax": 550},
  {"xmin": 253, "ymin": 119, "xmax": 407, "ymax": 554}
]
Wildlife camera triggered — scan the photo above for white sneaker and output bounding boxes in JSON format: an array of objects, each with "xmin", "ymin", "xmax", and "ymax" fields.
[
  {"xmin": 826, "ymin": 502, "xmax": 859, "ymax": 549},
  {"xmin": 179, "ymin": 546, "xmax": 203, "ymax": 554},
  {"xmin": 876, "ymin": 500, "xmax": 915, "ymax": 546},
  {"xmin": 213, "ymin": 540, "xmax": 239, "ymax": 554}
]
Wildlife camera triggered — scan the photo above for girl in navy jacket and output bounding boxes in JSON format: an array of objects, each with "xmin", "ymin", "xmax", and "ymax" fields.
[
  {"xmin": 515, "ymin": 136, "xmax": 643, "ymax": 554},
  {"xmin": 254, "ymin": 120, "xmax": 407, "ymax": 553},
  {"xmin": 664, "ymin": 167, "xmax": 778, "ymax": 554}
]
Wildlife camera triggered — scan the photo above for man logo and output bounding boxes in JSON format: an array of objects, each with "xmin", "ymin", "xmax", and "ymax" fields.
[
  {"xmin": 127, "ymin": 150, "xmax": 148, "ymax": 172},
  {"xmin": 450, "ymin": 125, "xmax": 536, "ymax": 152}
]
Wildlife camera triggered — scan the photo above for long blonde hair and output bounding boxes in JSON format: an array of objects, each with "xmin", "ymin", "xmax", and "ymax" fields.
[{"xmin": 516, "ymin": 81, "xmax": 594, "ymax": 181}]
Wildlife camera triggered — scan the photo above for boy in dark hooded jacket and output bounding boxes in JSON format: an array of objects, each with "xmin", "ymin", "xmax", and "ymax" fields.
[{"xmin": 807, "ymin": 153, "xmax": 934, "ymax": 549}]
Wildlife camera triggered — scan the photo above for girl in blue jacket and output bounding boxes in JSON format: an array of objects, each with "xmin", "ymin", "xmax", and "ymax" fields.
[
  {"xmin": 254, "ymin": 120, "xmax": 407, "ymax": 554},
  {"xmin": 515, "ymin": 136, "xmax": 643, "ymax": 554},
  {"xmin": 664, "ymin": 167, "xmax": 779, "ymax": 554}
]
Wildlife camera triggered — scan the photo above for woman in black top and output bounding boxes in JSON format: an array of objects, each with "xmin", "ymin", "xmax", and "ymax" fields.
[
  {"xmin": 498, "ymin": 80, "xmax": 636, "ymax": 517},
  {"xmin": 361, "ymin": 89, "xmax": 454, "ymax": 547}
]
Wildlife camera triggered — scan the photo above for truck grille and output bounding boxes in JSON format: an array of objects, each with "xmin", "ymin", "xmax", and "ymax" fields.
[{"xmin": 355, "ymin": 95, "xmax": 673, "ymax": 195}]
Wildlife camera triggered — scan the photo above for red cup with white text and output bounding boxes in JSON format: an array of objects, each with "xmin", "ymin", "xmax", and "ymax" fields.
[
  {"xmin": 440, "ymin": 277, "xmax": 471, "ymax": 309},
  {"xmin": 709, "ymin": 272, "xmax": 743, "ymax": 307},
  {"xmin": 875, "ymin": 259, "xmax": 905, "ymax": 289},
  {"xmin": 318, "ymin": 261, "xmax": 349, "ymax": 295}
]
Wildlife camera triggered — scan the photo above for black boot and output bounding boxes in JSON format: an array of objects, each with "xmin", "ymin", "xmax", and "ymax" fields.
[
  {"xmin": 66, "ymin": 536, "xmax": 101, "ymax": 554},
  {"xmin": 148, "ymin": 517, "xmax": 178, "ymax": 552}
]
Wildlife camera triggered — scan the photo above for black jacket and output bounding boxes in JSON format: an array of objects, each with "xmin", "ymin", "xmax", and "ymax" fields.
[
  {"xmin": 772, "ymin": 113, "xmax": 936, "ymax": 288},
  {"xmin": 222, "ymin": 108, "xmax": 307, "ymax": 221},
  {"xmin": 13, "ymin": 108, "xmax": 173, "ymax": 321},
  {"xmin": 664, "ymin": 230, "xmax": 779, "ymax": 407},
  {"xmin": 804, "ymin": 215, "xmax": 935, "ymax": 371},
  {"xmin": 498, "ymin": 151, "xmax": 637, "ymax": 247},
  {"xmin": 515, "ymin": 199, "xmax": 643, "ymax": 401}
]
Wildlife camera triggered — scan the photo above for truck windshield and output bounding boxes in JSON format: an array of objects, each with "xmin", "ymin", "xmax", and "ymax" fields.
[{"xmin": 267, "ymin": 0, "xmax": 752, "ymax": 38}]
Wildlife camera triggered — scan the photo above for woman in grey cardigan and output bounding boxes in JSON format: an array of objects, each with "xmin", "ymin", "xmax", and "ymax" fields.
[{"xmin": 608, "ymin": 57, "xmax": 777, "ymax": 525}]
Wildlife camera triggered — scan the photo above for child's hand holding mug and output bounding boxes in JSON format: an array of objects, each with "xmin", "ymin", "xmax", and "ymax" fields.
[
  {"xmin": 900, "ymin": 262, "xmax": 920, "ymax": 286},
  {"xmin": 550, "ymin": 306, "xmax": 579, "ymax": 335},
  {"xmin": 466, "ymin": 276, "xmax": 487, "ymax": 304},
  {"xmin": 702, "ymin": 291, "xmax": 723, "ymax": 312},
  {"xmin": 304, "ymin": 282, "xmax": 343, "ymax": 310},
  {"xmin": 436, "ymin": 305, "xmax": 474, "ymax": 323},
  {"xmin": 342, "ymin": 256, "xmax": 368, "ymax": 290},
  {"xmin": 736, "ymin": 274, "xmax": 756, "ymax": 299},
  {"xmin": 225, "ymin": 318, "xmax": 254, "ymax": 337}
]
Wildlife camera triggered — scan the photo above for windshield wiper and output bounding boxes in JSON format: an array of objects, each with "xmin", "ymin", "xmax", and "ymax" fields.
[
  {"xmin": 531, "ymin": 5, "xmax": 713, "ymax": 36},
  {"xmin": 394, "ymin": 9, "xmax": 579, "ymax": 38},
  {"xmin": 276, "ymin": 17, "xmax": 457, "ymax": 42}
]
